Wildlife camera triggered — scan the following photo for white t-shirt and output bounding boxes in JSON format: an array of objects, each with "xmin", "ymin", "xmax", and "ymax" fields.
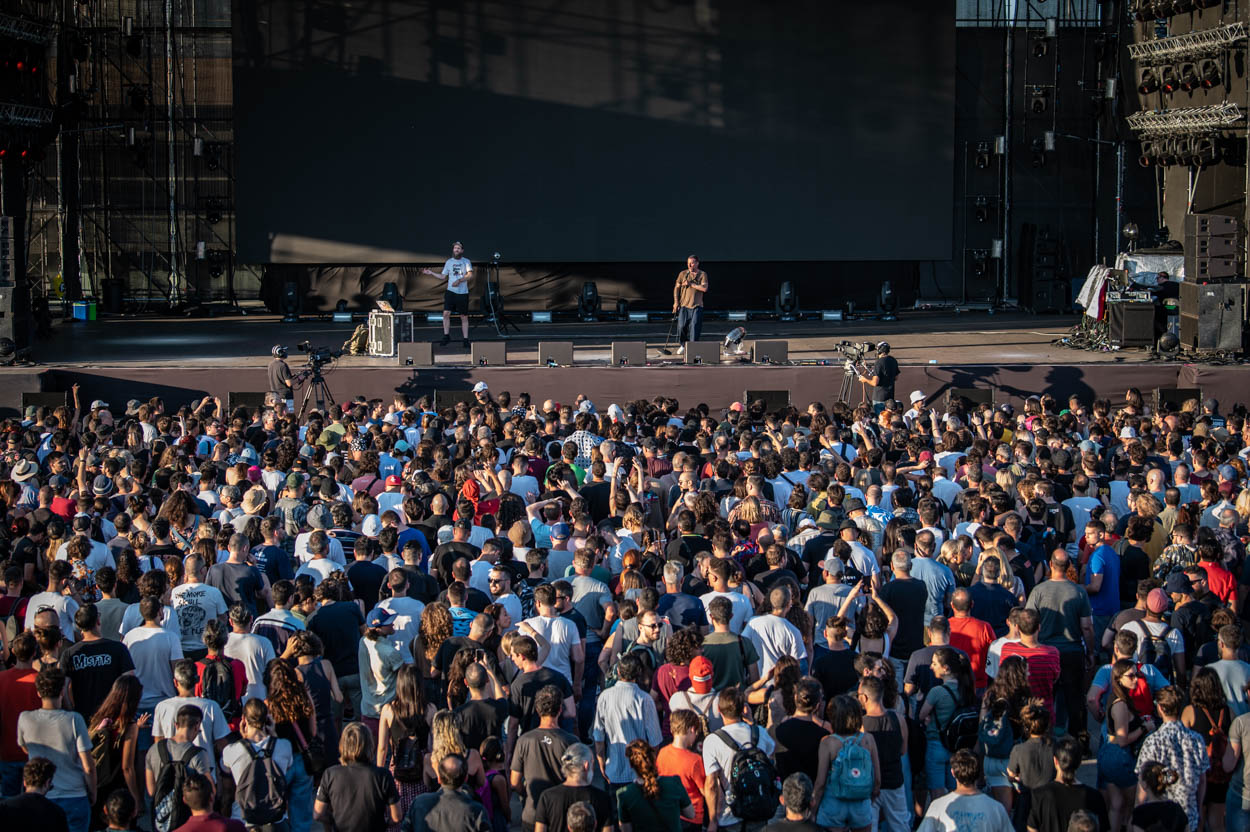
[
  {"xmin": 295, "ymin": 558, "xmax": 341, "ymax": 587},
  {"xmin": 224, "ymin": 632, "xmax": 277, "ymax": 702},
  {"xmin": 376, "ymin": 595, "xmax": 425, "ymax": 662},
  {"xmin": 222, "ymin": 737, "xmax": 295, "ymax": 821},
  {"xmin": 442, "ymin": 257, "xmax": 472, "ymax": 295},
  {"xmin": 170, "ymin": 583, "xmax": 229, "ymax": 652},
  {"xmin": 742, "ymin": 613, "xmax": 807, "ymax": 676},
  {"xmin": 919, "ymin": 790, "xmax": 1014, "ymax": 832},
  {"xmin": 24, "ymin": 591, "xmax": 79, "ymax": 641},
  {"xmin": 152, "ymin": 695, "xmax": 230, "ymax": 774},
  {"xmin": 55, "ymin": 539, "xmax": 115, "ymax": 572},
  {"xmin": 294, "ymin": 533, "xmax": 345, "ymax": 567},
  {"xmin": 493, "ymin": 593, "xmax": 523, "ymax": 630},
  {"xmin": 124, "ymin": 626, "xmax": 184, "ymax": 708},
  {"xmin": 120, "ymin": 602, "xmax": 180, "ymax": 640},
  {"xmin": 524, "ymin": 614, "xmax": 581, "ymax": 679},
  {"xmin": 700, "ymin": 590, "xmax": 755, "ymax": 635},
  {"xmin": 703, "ymin": 722, "xmax": 776, "ymax": 826}
]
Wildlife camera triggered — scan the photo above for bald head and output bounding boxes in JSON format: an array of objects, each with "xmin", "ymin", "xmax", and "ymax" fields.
[
  {"xmin": 951, "ymin": 588, "xmax": 972, "ymax": 614},
  {"xmin": 464, "ymin": 662, "xmax": 487, "ymax": 691},
  {"xmin": 437, "ymin": 753, "xmax": 467, "ymax": 788},
  {"xmin": 470, "ymin": 613, "xmax": 494, "ymax": 638}
]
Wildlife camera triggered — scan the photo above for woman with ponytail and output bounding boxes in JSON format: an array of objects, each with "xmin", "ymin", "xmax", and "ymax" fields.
[
  {"xmin": 1130, "ymin": 762, "xmax": 1187, "ymax": 832},
  {"xmin": 1098, "ymin": 659, "xmax": 1154, "ymax": 832},
  {"xmin": 617, "ymin": 739, "xmax": 695, "ymax": 832}
]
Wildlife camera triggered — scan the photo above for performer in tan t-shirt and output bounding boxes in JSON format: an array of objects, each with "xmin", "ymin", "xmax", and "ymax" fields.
[{"xmin": 671, "ymin": 255, "xmax": 708, "ymax": 354}]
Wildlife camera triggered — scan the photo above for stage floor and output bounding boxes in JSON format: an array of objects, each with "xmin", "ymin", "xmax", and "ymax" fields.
[{"xmin": 4, "ymin": 309, "xmax": 1247, "ymax": 414}]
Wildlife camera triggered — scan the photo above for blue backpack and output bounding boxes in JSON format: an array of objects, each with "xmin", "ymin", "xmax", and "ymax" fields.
[
  {"xmin": 829, "ymin": 734, "xmax": 874, "ymax": 801},
  {"xmin": 978, "ymin": 700, "xmax": 1016, "ymax": 759}
]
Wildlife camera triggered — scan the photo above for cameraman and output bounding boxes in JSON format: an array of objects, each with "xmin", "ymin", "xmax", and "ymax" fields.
[
  {"xmin": 857, "ymin": 341, "xmax": 899, "ymax": 413},
  {"xmin": 269, "ymin": 345, "xmax": 294, "ymax": 409}
]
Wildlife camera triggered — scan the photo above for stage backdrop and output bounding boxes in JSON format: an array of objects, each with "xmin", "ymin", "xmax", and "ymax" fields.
[{"xmin": 232, "ymin": 0, "xmax": 955, "ymax": 264}]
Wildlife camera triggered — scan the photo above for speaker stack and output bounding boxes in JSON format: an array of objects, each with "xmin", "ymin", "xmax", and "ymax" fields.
[{"xmin": 1180, "ymin": 213, "xmax": 1246, "ymax": 354}]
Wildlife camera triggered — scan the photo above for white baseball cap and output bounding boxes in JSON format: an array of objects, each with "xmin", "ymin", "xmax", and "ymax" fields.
[
  {"xmin": 909, "ymin": 390, "xmax": 926, "ymax": 404},
  {"xmin": 472, "ymin": 382, "xmax": 489, "ymax": 393}
]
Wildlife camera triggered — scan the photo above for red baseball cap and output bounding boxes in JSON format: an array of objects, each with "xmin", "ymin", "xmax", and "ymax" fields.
[
  {"xmin": 689, "ymin": 656, "xmax": 715, "ymax": 694},
  {"xmin": 385, "ymin": 475, "xmax": 402, "ymax": 487}
]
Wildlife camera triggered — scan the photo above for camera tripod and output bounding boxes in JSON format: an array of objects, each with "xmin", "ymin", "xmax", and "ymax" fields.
[{"xmin": 296, "ymin": 366, "xmax": 336, "ymax": 420}]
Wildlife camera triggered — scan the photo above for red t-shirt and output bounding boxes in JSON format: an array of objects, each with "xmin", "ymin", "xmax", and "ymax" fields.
[
  {"xmin": 0, "ymin": 667, "xmax": 40, "ymax": 760},
  {"xmin": 174, "ymin": 812, "xmax": 247, "ymax": 832},
  {"xmin": 194, "ymin": 654, "xmax": 247, "ymax": 730},
  {"xmin": 949, "ymin": 615, "xmax": 997, "ymax": 690},
  {"xmin": 1201, "ymin": 560, "xmax": 1238, "ymax": 605},
  {"xmin": 49, "ymin": 496, "xmax": 75, "ymax": 520},
  {"xmin": 656, "ymin": 744, "xmax": 707, "ymax": 824},
  {"xmin": 999, "ymin": 641, "xmax": 1062, "ymax": 717}
]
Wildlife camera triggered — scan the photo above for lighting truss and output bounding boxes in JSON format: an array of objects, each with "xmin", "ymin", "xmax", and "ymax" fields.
[
  {"xmin": 0, "ymin": 13, "xmax": 53, "ymax": 45},
  {"xmin": 1127, "ymin": 22, "xmax": 1247, "ymax": 63},
  {"xmin": 1126, "ymin": 103, "xmax": 1244, "ymax": 136},
  {"xmin": 0, "ymin": 101, "xmax": 53, "ymax": 128}
]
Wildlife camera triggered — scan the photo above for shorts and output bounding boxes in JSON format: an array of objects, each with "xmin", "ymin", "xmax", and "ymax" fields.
[
  {"xmin": 444, "ymin": 290, "xmax": 469, "ymax": 315},
  {"xmin": 817, "ymin": 796, "xmax": 873, "ymax": 830},
  {"xmin": 983, "ymin": 755, "xmax": 1010, "ymax": 788},
  {"xmin": 1096, "ymin": 741, "xmax": 1137, "ymax": 788}
]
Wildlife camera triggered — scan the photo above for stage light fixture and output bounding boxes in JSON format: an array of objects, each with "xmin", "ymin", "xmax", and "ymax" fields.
[
  {"xmin": 1030, "ymin": 139, "xmax": 1047, "ymax": 168},
  {"xmin": 1138, "ymin": 140, "xmax": 1160, "ymax": 167},
  {"xmin": 971, "ymin": 251, "xmax": 988, "ymax": 279},
  {"xmin": 532, "ymin": 311, "xmax": 553, "ymax": 323},
  {"xmin": 280, "ymin": 280, "xmax": 300, "ymax": 323},
  {"xmin": 332, "ymin": 300, "xmax": 352, "ymax": 323},
  {"xmin": 1178, "ymin": 62, "xmax": 1200, "ymax": 92},
  {"xmin": 1159, "ymin": 139, "xmax": 1180, "ymax": 166},
  {"xmin": 1191, "ymin": 136, "xmax": 1220, "ymax": 166},
  {"xmin": 205, "ymin": 200, "xmax": 222, "ymax": 225},
  {"xmin": 1030, "ymin": 87, "xmax": 1048, "ymax": 114},
  {"xmin": 1194, "ymin": 0, "xmax": 1220, "ymax": 8},
  {"xmin": 1171, "ymin": 0, "xmax": 1195, "ymax": 12},
  {"xmin": 627, "ymin": 311, "xmax": 648, "ymax": 322},
  {"xmin": 1200, "ymin": 59, "xmax": 1222, "ymax": 89},
  {"xmin": 615, "ymin": 298, "xmax": 629, "ymax": 319},
  {"xmin": 776, "ymin": 282, "xmax": 798, "ymax": 320},
  {"xmin": 1032, "ymin": 40, "xmax": 1048, "ymax": 59},
  {"xmin": 974, "ymin": 197, "xmax": 990, "ymax": 224},
  {"xmin": 727, "ymin": 311, "xmax": 748, "ymax": 322},
  {"xmin": 1132, "ymin": 0, "xmax": 1153, "ymax": 20},
  {"xmin": 1161, "ymin": 65, "xmax": 1180, "ymax": 93},
  {"xmin": 578, "ymin": 281, "xmax": 600, "ymax": 321},
  {"xmin": 974, "ymin": 142, "xmax": 991, "ymax": 169},
  {"xmin": 1139, "ymin": 68, "xmax": 1160, "ymax": 95},
  {"xmin": 722, "ymin": 326, "xmax": 746, "ymax": 354},
  {"xmin": 879, "ymin": 281, "xmax": 898, "ymax": 322}
]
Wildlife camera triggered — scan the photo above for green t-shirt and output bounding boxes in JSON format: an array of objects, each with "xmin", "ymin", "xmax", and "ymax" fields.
[
  {"xmin": 616, "ymin": 776, "xmax": 691, "ymax": 832},
  {"xmin": 702, "ymin": 632, "xmax": 761, "ymax": 691}
]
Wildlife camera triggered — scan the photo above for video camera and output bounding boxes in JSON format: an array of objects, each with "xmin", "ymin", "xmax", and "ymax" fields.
[
  {"xmin": 296, "ymin": 341, "xmax": 342, "ymax": 368},
  {"xmin": 833, "ymin": 341, "xmax": 876, "ymax": 362}
]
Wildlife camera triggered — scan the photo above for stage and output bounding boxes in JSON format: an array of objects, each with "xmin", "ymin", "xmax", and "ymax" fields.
[{"xmin": 3, "ymin": 309, "xmax": 1248, "ymax": 415}]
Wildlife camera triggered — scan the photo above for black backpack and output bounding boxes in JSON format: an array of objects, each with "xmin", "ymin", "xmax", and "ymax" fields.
[
  {"xmin": 392, "ymin": 716, "xmax": 424, "ymax": 783},
  {"xmin": 152, "ymin": 740, "xmax": 199, "ymax": 832},
  {"xmin": 935, "ymin": 685, "xmax": 980, "ymax": 752},
  {"xmin": 714, "ymin": 725, "xmax": 780, "ymax": 822},
  {"xmin": 237, "ymin": 739, "xmax": 289, "ymax": 827},
  {"xmin": 1134, "ymin": 621, "xmax": 1176, "ymax": 682},
  {"xmin": 200, "ymin": 656, "xmax": 241, "ymax": 722}
]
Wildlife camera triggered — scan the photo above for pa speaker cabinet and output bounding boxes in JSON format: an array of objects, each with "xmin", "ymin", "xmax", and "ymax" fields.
[
  {"xmin": 751, "ymin": 340, "xmax": 789, "ymax": 364},
  {"xmin": 434, "ymin": 390, "xmax": 478, "ymax": 410},
  {"xmin": 611, "ymin": 341, "xmax": 646, "ymax": 367},
  {"xmin": 227, "ymin": 392, "xmax": 269, "ymax": 412},
  {"xmin": 537, "ymin": 341, "xmax": 574, "ymax": 367},
  {"xmin": 1185, "ymin": 254, "xmax": 1240, "ymax": 280},
  {"xmin": 1191, "ymin": 236, "xmax": 1238, "ymax": 257},
  {"xmin": 743, "ymin": 389, "xmax": 790, "ymax": 412},
  {"xmin": 398, "ymin": 342, "xmax": 433, "ymax": 367},
  {"xmin": 945, "ymin": 388, "xmax": 994, "ymax": 409},
  {"xmin": 1185, "ymin": 213, "xmax": 1240, "ymax": 237},
  {"xmin": 1180, "ymin": 282, "xmax": 1245, "ymax": 352},
  {"xmin": 21, "ymin": 391, "xmax": 68, "ymax": 410},
  {"xmin": 1154, "ymin": 387, "xmax": 1202, "ymax": 413},
  {"xmin": 683, "ymin": 342, "xmax": 720, "ymax": 365},
  {"xmin": 1108, "ymin": 301, "xmax": 1156, "ymax": 348},
  {"xmin": 471, "ymin": 341, "xmax": 507, "ymax": 366}
]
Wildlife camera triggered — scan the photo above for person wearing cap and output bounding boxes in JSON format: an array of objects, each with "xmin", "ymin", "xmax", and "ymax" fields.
[
  {"xmin": 855, "ymin": 341, "xmax": 899, "ymax": 414},
  {"xmin": 358, "ymin": 606, "xmax": 403, "ymax": 735},
  {"xmin": 668, "ymin": 655, "xmax": 724, "ymax": 734},
  {"xmin": 1122, "ymin": 588, "xmax": 1186, "ymax": 681},
  {"xmin": 903, "ymin": 390, "xmax": 927, "ymax": 429},
  {"xmin": 1169, "ymin": 570, "xmax": 1212, "ymax": 670},
  {"xmin": 471, "ymin": 380, "xmax": 490, "ymax": 403},
  {"xmin": 377, "ymin": 474, "xmax": 406, "ymax": 517}
]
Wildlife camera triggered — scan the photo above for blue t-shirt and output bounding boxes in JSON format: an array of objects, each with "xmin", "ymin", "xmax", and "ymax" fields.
[
  {"xmin": 1085, "ymin": 544, "xmax": 1121, "ymax": 617},
  {"xmin": 910, "ymin": 556, "xmax": 956, "ymax": 626},
  {"xmin": 656, "ymin": 592, "xmax": 709, "ymax": 629},
  {"xmin": 1089, "ymin": 661, "xmax": 1167, "ymax": 711}
]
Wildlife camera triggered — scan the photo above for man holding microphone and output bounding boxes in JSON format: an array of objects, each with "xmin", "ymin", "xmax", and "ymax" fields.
[{"xmin": 672, "ymin": 255, "xmax": 708, "ymax": 355}]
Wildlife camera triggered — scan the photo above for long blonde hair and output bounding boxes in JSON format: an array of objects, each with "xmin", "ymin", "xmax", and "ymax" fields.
[
  {"xmin": 978, "ymin": 548, "xmax": 1017, "ymax": 591},
  {"xmin": 430, "ymin": 709, "xmax": 466, "ymax": 770}
]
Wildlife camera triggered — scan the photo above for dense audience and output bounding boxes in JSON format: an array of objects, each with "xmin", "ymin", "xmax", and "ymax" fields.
[{"xmin": 0, "ymin": 381, "xmax": 1249, "ymax": 832}]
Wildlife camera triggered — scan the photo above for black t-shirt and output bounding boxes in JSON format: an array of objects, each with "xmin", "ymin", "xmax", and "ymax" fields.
[
  {"xmin": 453, "ymin": 697, "xmax": 509, "ymax": 752},
  {"xmin": 0, "ymin": 792, "xmax": 70, "ymax": 831},
  {"xmin": 434, "ymin": 636, "xmax": 498, "ymax": 677},
  {"xmin": 432, "ymin": 542, "xmax": 481, "ymax": 587},
  {"xmin": 879, "ymin": 576, "xmax": 928, "ymax": 659},
  {"xmin": 766, "ymin": 821, "xmax": 826, "ymax": 832},
  {"xmin": 560, "ymin": 608, "xmax": 589, "ymax": 640},
  {"xmin": 400, "ymin": 565, "xmax": 440, "ymax": 604},
  {"xmin": 579, "ymin": 481, "xmax": 612, "ymax": 525},
  {"xmin": 1119, "ymin": 545, "xmax": 1151, "ymax": 607},
  {"xmin": 58, "ymin": 637, "xmax": 135, "ymax": 719},
  {"xmin": 534, "ymin": 784, "xmax": 615, "ymax": 832},
  {"xmin": 811, "ymin": 645, "xmax": 859, "ymax": 700},
  {"xmin": 1172, "ymin": 600, "xmax": 1213, "ymax": 665},
  {"xmin": 870, "ymin": 354, "xmax": 900, "ymax": 402},
  {"xmin": 205, "ymin": 561, "xmax": 264, "ymax": 616},
  {"xmin": 509, "ymin": 668, "xmax": 574, "ymax": 731},
  {"xmin": 315, "ymin": 762, "xmax": 399, "ymax": 832},
  {"xmin": 757, "ymin": 568, "xmax": 800, "ymax": 595},
  {"xmin": 1130, "ymin": 800, "xmax": 1187, "ymax": 832},
  {"xmin": 1027, "ymin": 781, "xmax": 1110, "ymax": 832},
  {"xmin": 666, "ymin": 535, "xmax": 712, "ymax": 570},
  {"xmin": 268, "ymin": 358, "xmax": 293, "ymax": 397},
  {"xmin": 346, "ymin": 560, "xmax": 388, "ymax": 610},
  {"xmin": 307, "ymin": 601, "xmax": 365, "ymax": 677},
  {"xmin": 773, "ymin": 717, "xmax": 830, "ymax": 781}
]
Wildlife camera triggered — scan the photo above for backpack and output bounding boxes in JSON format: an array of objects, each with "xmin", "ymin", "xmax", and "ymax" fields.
[
  {"xmin": 1203, "ymin": 706, "xmax": 1232, "ymax": 784},
  {"xmin": 978, "ymin": 700, "xmax": 1016, "ymax": 759},
  {"xmin": 1133, "ymin": 621, "xmax": 1176, "ymax": 682},
  {"xmin": 392, "ymin": 716, "xmax": 425, "ymax": 783},
  {"xmin": 199, "ymin": 656, "xmax": 241, "ymax": 723},
  {"xmin": 236, "ymin": 739, "xmax": 289, "ymax": 827},
  {"xmin": 0, "ymin": 595, "xmax": 27, "ymax": 649},
  {"xmin": 829, "ymin": 733, "xmax": 874, "ymax": 801},
  {"xmin": 935, "ymin": 684, "xmax": 979, "ymax": 752},
  {"xmin": 714, "ymin": 725, "xmax": 780, "ymax": 821},
  {"xmin": 89, "ymin": 719, "xmax": 125, "ymax": 790},
  {"xmin": 152, "ymin": 740, "xmax": 199, "ymax": 832},
  {"xmin": 601, "ymin": 639, "xmax": 661, "ymax": 690}
]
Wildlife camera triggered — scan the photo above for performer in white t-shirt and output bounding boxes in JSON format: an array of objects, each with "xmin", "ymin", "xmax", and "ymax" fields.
[{"xmin": 422, "ymin": 240, "xmax": 473, "ymax": 347}]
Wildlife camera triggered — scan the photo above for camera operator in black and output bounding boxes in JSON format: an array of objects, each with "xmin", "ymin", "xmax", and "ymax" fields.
[
  {"xmin": 268, "ymin": 345, "xmax": 294, "ymax": 406},
  {"xmin": 857, "ymin": 341, "xmax": 899, "ymax": 412}
]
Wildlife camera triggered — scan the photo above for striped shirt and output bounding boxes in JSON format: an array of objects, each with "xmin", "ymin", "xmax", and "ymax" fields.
[{"xmin": 999, "ymin": 641, "xmax": 1061, "ymax": 717}]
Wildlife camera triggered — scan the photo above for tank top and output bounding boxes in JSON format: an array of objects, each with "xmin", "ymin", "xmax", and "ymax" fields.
[
  {"xmin": 862, "ymin": 711, "xmax": 904, "ymax": 789},
  {"xmin": 296, "ymin": 661, "xmax": 338, "ymax": 757}
]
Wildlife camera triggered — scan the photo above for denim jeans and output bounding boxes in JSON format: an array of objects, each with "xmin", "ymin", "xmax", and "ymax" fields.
[
  {"xmin": 577, "ymin": 641, "xmax": 604, "ymax": 740},
  {"xmin": 925, "ymin": 738, "xmax": 954, "ymax": 792},
  {"xmin": 54, "ymin": 795, "xmax": 92, "ymax": 832},
  {"xmin": 286, "ymin": 754, "xmax": 314, "ymax": 832},
  {"xmin": 336, "ymin": 673, "xmax": 361, "ymax": 723},
  {"xmin": 873, "ymin": 786, "xmax": 910, "ymax": 832},
  {"xmin": 0, "ymin": 759, "xmax": 24, "ymax": 796},
  {"xmin": 1228, "ymin": 788, "xmax": 1250, "ymax": 832},
  {"xmin": 677, "ymin": 306, "xmax": 704, "ymax": 344}
]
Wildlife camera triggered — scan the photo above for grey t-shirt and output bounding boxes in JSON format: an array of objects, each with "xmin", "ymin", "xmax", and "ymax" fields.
[
  {"xmin": 1007, "ymin": 737, "xmax": 1056, "ymax": 789},
  {"xmin": 1025, "ymin": 579, "xmax": 1092, "ymax": 651},
  {"xmin": 1231, "ymin": 712, "xmax": 1250, "ymax": 808},
  {"xmin": 16, "ymin": 708, "xmax": 91, "ymax": 799},
  {"xmin": 1212, "ymin": 659, "xmax": 1250, "ymax": 718},
  {"xmin": 144, "ymin": 738, "xmax": 215, "ymax": 782},
  {"xmin": 509, "ymin": 727, "xmax": 578, "ymax": 826}
]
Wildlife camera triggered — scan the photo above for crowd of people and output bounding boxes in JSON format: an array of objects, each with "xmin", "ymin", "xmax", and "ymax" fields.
[{"xmin": 1, "ymin": 380, "xmax": 1249, "ymax": 832}]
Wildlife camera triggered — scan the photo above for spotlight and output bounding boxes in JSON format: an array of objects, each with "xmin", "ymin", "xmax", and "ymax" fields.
[
  {"xmin": 1158, "ymin": 331, "xmax": 1180, "ymax": 354},
  {"xmin": 975, "ymin": 146, "xmax": 991, "ymax": 170},
  {"xmin": 1122, "ymin": 222, "xmax": 1141, "ymax": 243},
  {"xmin": 971, "ymin": 251, "xmax": 988, "ymax": 279},
  {"xmin": 776, "ymin": 281, "xmax": 798, "ymax": 319},
  {"xmin": 1030, "ymin": 87, "xmax": 1048, "ymax": 114},
  {"xmin": 1030, "ymin": 138, "xmax": 1047, "ymax": 168},
  {"xmin": 1178, "ymin": 62, "xmax": 1200, "ymax": 92},
  {"xmin": 1161, "ymin": 65, "xmax": 1179, "ymax": 94},
  {"xmin": 1172, "ymin": 0, "xmax": 1195, "ymax": 12},
  {"xmin": 1139, "ymin": 68, "xmax": 1160, "ymax": 95},
  {"xmin": 332, "ymin": 299, "xmax": 352, "ymax": 323},
  {"xmin": 578, "ymin": 281, "xmax": 600, "ymax": 321},
  {"xmin": 722, "ymin": 326, "xmax": 746, "ymax": 354},
  {"xmin": 205, "ymin": 200, "xmax": 222, "ymax": 225},
  {"xmin": 1138, "ymin": 140, "xmax": 1159, "ymax": 167},
  {"xmin": 1191, "ymin": 136, "xmax": 1221, "ymax": 166},
  {"xmin": 615, "ymin": 298, "xmax": 629, "ymax": 320},
  {"xmin": 280, "ymin": 279, "xmax": 300, "ymax": 323},
  {"xmin": 378, "ymin": 281, "xmax": 402, "ymax": 311},
  {"xmin": 974, "ymin": 197, "xmax": 990, "ymax": 224},
  {"xmin": 1032, "ymin": 40, "xmax": 1049, "ymax": 59},
  {"xmin": 1159, "ymin": 139, "xmax": 1179, "ymax": 166},
  {"xmin": 1200, "ymin": 58, "xmax": 1222, "ymax": 89},
  {"xmin": 879, "ymin": 281, "xmax": 898, "ymax": 322}
]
